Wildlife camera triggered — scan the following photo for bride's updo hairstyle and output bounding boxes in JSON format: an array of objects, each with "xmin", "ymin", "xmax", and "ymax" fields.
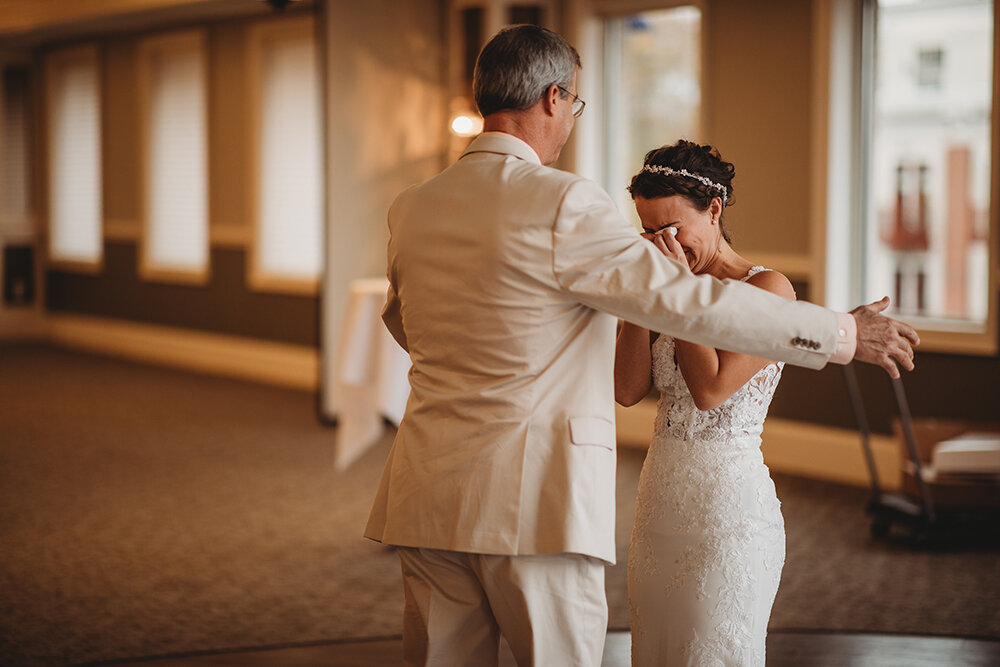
[{"xmin": 628, "ymin": 140, "xmax": 735, "ymax": 243}]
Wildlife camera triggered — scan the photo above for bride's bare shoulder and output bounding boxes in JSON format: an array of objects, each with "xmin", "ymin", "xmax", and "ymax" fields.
[{"xmin": 745, "ymin": 268, "xmax": 796, "ymax": 301}]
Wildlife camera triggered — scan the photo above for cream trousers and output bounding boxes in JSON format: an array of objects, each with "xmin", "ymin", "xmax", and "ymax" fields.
[{"xmin": 397, "ymin": 547, "xmax": 608, "ymax": 667}]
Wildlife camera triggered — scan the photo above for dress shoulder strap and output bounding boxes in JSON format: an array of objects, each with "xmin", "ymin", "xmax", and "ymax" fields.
[{"xmin": 741, "ymin": 265, "xmax": 769, "ymax": 282}]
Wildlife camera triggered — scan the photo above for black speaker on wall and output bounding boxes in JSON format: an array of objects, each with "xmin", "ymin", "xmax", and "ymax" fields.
[{"xmin": 3, "ymin": 244, "xmax": 34, "ymax": 306}]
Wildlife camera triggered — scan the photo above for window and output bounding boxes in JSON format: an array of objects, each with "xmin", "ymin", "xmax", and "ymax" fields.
[
  {"xmin": 860, "ymin": 0, "xmax": 995, "ymax": 350},
  {"xmin": 248, "ymin": 17, "xmax": 323, "ymax": 292},
  {"xmin": 138, "ymin": 30, "xmax": 209, "ymax": 282},
  {"xmin": 916, "ymin": 47, "xmax": 944, "ymax": 88},
  {"xmin": 45, "ymin": 45, "xmax": 102, "ymax": 267},
  {"xmin": 602, "ymin": 6, "xmax": 702, "ymax": 225}
]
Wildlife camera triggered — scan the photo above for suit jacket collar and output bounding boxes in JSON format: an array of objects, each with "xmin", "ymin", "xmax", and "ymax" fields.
[{"xmin": 461, "ymin": 132, "xmax": 542, "ymax": 166}]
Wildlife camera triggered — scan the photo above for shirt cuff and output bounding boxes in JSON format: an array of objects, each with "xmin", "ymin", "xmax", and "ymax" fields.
[{"xmin": 829, "ymin": 312, "xmax": 857, "ymax": 365}]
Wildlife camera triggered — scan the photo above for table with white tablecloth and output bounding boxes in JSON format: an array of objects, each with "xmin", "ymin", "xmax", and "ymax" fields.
[{"xmin": 333, "ymin": 278, "xmax": 411, "ymax": 470}]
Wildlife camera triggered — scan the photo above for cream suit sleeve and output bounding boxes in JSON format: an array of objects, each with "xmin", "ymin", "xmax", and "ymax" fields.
[
  {"xmin": 551, "ymin": 178, "xmax": 838, "ymax": 370},
  {"xmin": 382, "ymin": 278, "xmax": 407, "ymax": 353}
]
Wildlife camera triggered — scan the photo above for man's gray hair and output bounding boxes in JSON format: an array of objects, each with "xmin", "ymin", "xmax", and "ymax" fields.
[{"xmin": 474, "ymin": 25, "xmax": 581, "ymax": 117}]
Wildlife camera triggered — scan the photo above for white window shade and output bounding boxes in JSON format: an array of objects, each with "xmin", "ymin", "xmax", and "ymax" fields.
[
  {"xmin": 46, "ymin": 48, "xmax": 102, "ymax": 264},
  {"xmin": 256, "ymin": 29, "xmax": 323, "ymax": 282},
  {"xmin": 143, "ymin": 34, "xmax": 208, "ymax": 275}
]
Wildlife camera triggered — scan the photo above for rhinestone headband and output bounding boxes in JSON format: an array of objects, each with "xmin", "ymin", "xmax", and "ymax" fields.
[{"xmin": 640, "ymin": 165, "xmax": 728, "ymax": 206}]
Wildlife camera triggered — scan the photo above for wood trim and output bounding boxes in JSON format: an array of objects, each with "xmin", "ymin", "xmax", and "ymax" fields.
[
  {"xmin": 0, "ymin": 308, "xmax": 46, "ymax": 341},
  {"xmin": 0, "ymin": 0, "xmax": 212, "ymax": 34},
  {"xmin": 105, "ymin": 220, "xmax": 252, "ymax": 247},
  {"xmin": 615, "ymin": 399, "xmax": 901, "ymax": 490},
  {"xmin": 246, "ymin": 274, "xmax": 320, "ymax": 296},
  {"xmin": 904, "ymin": 324, "xmax": 998, "ymax": 356},
  {"xmin": 45, "ymin": 256, "xmax": 105, "ymax": 274},
  {"xmin": 760, "ymin": 417, "xmax": 900, "ymax": 490},
  {"xmin": 209, "ymin": 223, "xmax": 251, "ymax": 247},
  {"xmin": 103, "ymin": 218, "xmax": 140, "ymax": 241},
  {"xmin": 809, "ymin": 0, "xmax": 832, "ymax": 307},
  {"xmin": 46, "ymin": 313, "xmax": 319, "ymax": 390}
]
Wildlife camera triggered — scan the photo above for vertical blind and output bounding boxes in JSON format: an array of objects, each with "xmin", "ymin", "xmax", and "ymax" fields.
[
  {"xmin": 47, "ymin": 49, "xmax": 102, "ymax": 263},
  {"xmin": 257, "ymin": 32, "xmax": 323, "ymax": 280},
  {"xmin": 145, "ymin": 38, "xmax": 208, "ymax": 273}
]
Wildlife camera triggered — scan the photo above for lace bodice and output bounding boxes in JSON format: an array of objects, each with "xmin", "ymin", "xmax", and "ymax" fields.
[{"xmin": 651, "ymin": 266, "xmax": 784, "ymax": 446}]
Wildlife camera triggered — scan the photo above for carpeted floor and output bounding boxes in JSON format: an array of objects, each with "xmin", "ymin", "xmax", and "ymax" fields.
[{"xmin": 1, "ymin": 345, "xmax": 998, "ymax": 666}]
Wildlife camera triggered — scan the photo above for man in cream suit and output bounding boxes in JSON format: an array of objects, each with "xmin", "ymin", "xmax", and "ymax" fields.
[{"xmin": 365, "ymin": 25, "xmax": 917, "ymax": 667}]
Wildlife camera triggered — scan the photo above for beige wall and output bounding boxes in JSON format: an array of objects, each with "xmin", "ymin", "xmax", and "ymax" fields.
[
  {"xmin": 102, "ymin": 37, "xmax": 140, "ymax": 224},
  {"xmin": 705, "ymin": 0, "xmax": 813, "ymax": 260},
  {"xmin": 320, "ymin": 0, "xmax": 448, "ymax": 417},
  {"xmin": 207, "ymin": 22, "xmax": 246, "ymax": 229}
]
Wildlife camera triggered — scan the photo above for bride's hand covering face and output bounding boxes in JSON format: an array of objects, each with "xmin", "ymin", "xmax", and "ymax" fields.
[
  {"xmin": 640, "ymin": 222, "xmax": 687, "ymax": 267},
  {"xmin": 636, "ymin": 194, "xmax": 724, "ymax": 275}
]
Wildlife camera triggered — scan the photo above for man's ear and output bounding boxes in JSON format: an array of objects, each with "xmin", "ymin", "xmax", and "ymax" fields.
[{"xmin": 541, "ymin": 83, "xmax": 560, "ymax": 117}]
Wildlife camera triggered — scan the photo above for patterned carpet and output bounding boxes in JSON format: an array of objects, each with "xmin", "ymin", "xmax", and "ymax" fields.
[{"xmin": 1, "ymin": 345, "xmax": 997, "ymax": 666}]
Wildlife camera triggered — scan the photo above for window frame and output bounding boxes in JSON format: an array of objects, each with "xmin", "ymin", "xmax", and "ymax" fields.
[
  {"xmin": 600, "ymin": 2, "xmax": 706, "ymax": 229},
  {"xmin": 136, "ymin": 28, "xmax": 211, "ymax": 285},
  {"xmin": 816, "ymin": 0, "xmax": 998, "ymax": 356},
  {"xmin": 43, "ymin": 43, "xmax": 104, "ymax": 273}
]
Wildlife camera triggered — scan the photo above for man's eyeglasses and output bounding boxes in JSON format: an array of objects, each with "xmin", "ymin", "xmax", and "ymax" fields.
[{"xmin": 557, "ymin": 85, "xmax": 586, "ymax": 118}]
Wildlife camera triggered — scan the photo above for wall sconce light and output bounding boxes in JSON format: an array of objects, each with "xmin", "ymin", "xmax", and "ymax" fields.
[{"xmin": 450, "ymin": 111, "xmax": 483, "ymax": 137}]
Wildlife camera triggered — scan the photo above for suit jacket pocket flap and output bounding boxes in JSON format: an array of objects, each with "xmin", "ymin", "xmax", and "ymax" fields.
[{"xmin": 569, "ymin": 416, "xmax": 615, "ymax": 450}]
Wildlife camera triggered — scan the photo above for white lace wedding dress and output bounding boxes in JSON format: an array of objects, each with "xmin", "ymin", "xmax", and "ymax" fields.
[{"xmin": 628, "ymin": 266, "xmax": 786, "ymax": 667}]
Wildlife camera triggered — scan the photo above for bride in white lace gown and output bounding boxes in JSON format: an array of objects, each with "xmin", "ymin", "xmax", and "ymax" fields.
[{"xmin": 615, "ymin": 141, "xmax": 795, "ymax": 666}]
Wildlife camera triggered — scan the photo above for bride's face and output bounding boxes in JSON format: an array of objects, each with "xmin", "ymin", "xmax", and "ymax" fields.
[{"xmin": 635, "ymin": 194, "xmax": 722, "ymax": 274}]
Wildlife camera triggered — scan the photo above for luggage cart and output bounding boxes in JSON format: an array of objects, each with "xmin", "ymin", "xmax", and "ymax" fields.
[{"xmin": 843, "ymin": 364, "xmax": 1000, "ymax": 544}]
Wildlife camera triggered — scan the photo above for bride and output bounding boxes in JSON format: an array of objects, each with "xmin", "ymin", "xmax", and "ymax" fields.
[{"xmin": 615, "ymin": 140, "xmax": 794, "ymax": 666}]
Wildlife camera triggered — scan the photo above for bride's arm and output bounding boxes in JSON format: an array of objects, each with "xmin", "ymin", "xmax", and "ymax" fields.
[
  {"xmin": 675, "ymin": 270, "xmax": 796, "ymax": 411},
  {"xmin": 614, "ymin": 322, "xmax": 656, "ymax": 407}
]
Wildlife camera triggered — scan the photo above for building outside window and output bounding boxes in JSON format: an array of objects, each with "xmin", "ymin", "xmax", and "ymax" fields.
[{"xmin": 864, "ymin": 0, "xmax": 993, "ymax": 329}]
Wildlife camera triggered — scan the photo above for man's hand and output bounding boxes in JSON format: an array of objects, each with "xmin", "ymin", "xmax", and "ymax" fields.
[{"xmin": 851, "ymin": 296, "xmax": 919, "ymax": 379}]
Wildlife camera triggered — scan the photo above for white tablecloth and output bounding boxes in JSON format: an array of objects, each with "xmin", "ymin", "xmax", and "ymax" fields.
[{"xmin": 333, "ymin": 278, "xmax": 411, "ymax": 470}]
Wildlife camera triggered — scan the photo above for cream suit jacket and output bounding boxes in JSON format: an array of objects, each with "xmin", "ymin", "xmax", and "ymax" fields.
[{"xmin": 364, "ymin": 133, "xmax": 838, "ymax": 564}]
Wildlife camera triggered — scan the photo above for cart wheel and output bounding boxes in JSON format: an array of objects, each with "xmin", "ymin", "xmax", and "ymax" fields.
[
  {"xmin": 870, "ymin": 520, "xmax": 890, "ymax": 539},
  {"xmin": 908, "ymin": 524, "xmax": 931, "ymax": 547}
]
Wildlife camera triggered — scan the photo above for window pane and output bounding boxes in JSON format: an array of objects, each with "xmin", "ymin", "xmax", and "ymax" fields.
[
  {"xmin": 147, "ymin": 39, "xmax": 208, "ymax": 273},
  {"xmin": 866, "ymin": 0, "xmax": 993, "ymax": 326},
  {"xmin": 257, "ymin": 32, "xmax": 323, "ymax": 280},
  {"xmin": 47, "ymin": 49, "xmax": 102, "ymax": 263},
  {"xmin": 604, "ymin": 7, "xmax": 701, "ymax": 224}
]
